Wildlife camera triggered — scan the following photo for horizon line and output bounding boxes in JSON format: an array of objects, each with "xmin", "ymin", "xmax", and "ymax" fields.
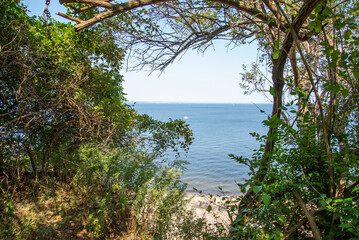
[{"xmin": 126, "ymin": 101, "xmax": 272, "ymax": 104}]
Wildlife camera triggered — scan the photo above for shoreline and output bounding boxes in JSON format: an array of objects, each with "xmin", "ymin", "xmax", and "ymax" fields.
[
  {"xmin": 184, "ymin": 193, "xmax": 242, "ymax": 229},
  {"xmin": 185, "ymin": 190, "xmax": 243, "ymax": 196}
]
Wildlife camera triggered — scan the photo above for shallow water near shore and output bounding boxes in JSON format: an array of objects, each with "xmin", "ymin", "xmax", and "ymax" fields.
[{"xmin": 133, "ymin": 103, "xmax": 272, "ymax": 195}]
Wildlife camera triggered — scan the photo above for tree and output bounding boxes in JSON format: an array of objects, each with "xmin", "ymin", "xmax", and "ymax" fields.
[
  {"xmin": 1, "ymin": 0, "xmax": 192, "ymax": 181},
  {"xmin": 1, "ymin": 0, "xmax": 133, "ymax": 179},
  {"xmin": 1, "ymin": 2, "xmax": 198, "ymax": 238},
  {"xmin": 57, "ymin": 0, "xmax": 359, "ymax": 239}
]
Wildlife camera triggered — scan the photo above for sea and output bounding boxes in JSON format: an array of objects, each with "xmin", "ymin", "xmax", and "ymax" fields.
[{"xmin": 132, "ymin": 103, "xmax": 273, "ymax": 195}]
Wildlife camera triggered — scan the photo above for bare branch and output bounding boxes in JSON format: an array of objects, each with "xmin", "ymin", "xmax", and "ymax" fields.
[
  {"xmin": 344, "ymin": 179, "xmax": 359, "ymax": 195},
  {"xmin": 61, "ymin": 0, "xmax": 114, "ymax": 8},
  {"xmin": 58, "ymin": 0, "xmax": 283, "ymax": 32},
  {"xmin": 57, "ymin": 12, "xmax": 84, "ymax": 23},
  {"xmin": 292, "ymin": 189, "xmax": 323, "ymax": 240}
]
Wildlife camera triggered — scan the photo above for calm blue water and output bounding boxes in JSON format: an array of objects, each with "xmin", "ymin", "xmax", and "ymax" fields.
[{"xmin": 133, "ymin": 103, "xmax": 272, "ymax": 194}]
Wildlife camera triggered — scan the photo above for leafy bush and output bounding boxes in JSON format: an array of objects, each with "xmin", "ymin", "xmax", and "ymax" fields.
[{"xmin": 65, "ymin": 144, "xmax": 204, "ymax": 238}]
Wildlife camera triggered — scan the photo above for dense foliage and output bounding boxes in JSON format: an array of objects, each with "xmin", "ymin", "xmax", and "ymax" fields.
[
  {"xmin": 1, "ymin": 0, "xmax": 132, "ymax": 179},
  {"xmin": 0, "ymin": 1, "xmax": 200, "ymax": 239}
]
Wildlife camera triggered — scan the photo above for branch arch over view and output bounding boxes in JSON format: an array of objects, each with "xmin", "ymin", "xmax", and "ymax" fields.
[
  {"xmin": 57, "ymin": 0, "xmax": 322, "ymax": 185},
  {"xmin": 60, "ymin": 0, "xmax": 286, "ymax": 32},
  {"xmin": 58, "ymin": 0, "xmax": 323, "ymax": 237}
]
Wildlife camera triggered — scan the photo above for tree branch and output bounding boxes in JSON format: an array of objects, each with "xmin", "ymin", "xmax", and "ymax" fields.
[
  {"xmin": 57, "ymin": 12, "xmax": 84, "ymax": 23},
  {"xmin": 292, "ymin": 189, "xmax": 323, "ymax": 240},
  {"xmin": 58, "ymin": 0, "xmax": 284, "ymax": 32},
  {"xmin": 61, "ymin": 0, "xmax": 114, "ymax": 8},
  {"xmin": 230, "ymin": 0, "xmax": 323, "ymax": 236}
]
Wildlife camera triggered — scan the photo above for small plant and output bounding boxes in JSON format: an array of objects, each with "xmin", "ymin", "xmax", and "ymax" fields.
[{"xmin": 1, "ymin": 187, "xmax": 15, "ymax": 216}]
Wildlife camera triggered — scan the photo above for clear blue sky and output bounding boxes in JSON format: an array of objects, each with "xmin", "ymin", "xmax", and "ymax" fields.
[{"xmin": 23, "ymin": 0, "xmax": 269, "ymax": 103}]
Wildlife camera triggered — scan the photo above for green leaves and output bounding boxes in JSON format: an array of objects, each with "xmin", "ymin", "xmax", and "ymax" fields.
[
  {"xmin": 269, "ymin": 86, "xmax": 276, "ymax": 97},
  {"xmin": 262, "ymin": 194, "xmax": 271, "ymax": 206},
  {"xmin": 308, "ymin": 19, "xmax": 322, "ymax": 33},
  {"xmin": 273, "ymin": 50, "xmax": 280, "ymax": 60},
  {"xmin": 253, "ymin": 185, "xmax": 262, "ymax": 194},
  {"xmin": 344, "ymin": 29, "xmax": 352, "ymax": 40}
]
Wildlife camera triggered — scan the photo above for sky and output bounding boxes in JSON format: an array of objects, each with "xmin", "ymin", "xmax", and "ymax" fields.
[{"xmin": 23, "ymin": 0, "xmax": 269, "ymax": 103}]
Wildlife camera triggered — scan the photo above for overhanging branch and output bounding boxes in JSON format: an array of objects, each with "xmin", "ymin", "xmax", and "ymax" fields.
[{"xmin": 58, "ymin": 0, "xmax": 284, "ymax": 32}]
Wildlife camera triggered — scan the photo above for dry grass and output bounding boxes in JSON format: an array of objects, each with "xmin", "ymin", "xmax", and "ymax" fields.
[
  {"xmin": 1, "ymin": 184, "xmax": 93, "ymax": 239},
  {"xmin": 2, "ymin": 180, "xmax": 230, "ymax": 239}
]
